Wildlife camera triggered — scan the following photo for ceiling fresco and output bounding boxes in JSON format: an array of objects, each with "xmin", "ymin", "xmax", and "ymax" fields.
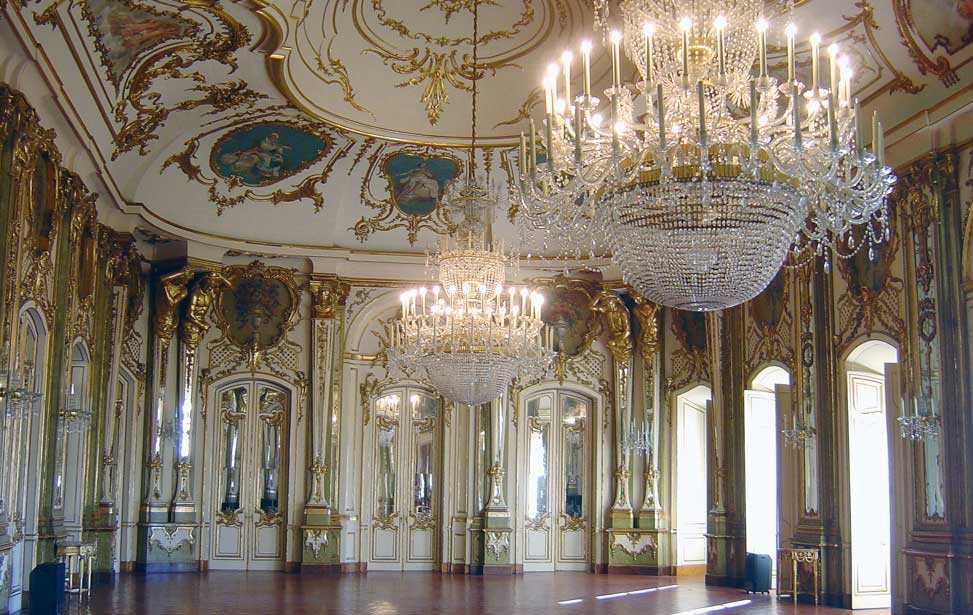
[{"xmin": 5, "ymin": 0, "xmax": 972, "ymax": 256}]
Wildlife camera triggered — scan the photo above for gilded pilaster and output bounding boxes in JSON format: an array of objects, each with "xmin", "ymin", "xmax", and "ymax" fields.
[
  {"xmin": 301, "ymin": 277, "xmax": 349, "ymax": 570},
  {"xmin": 171, "ymin": 272, "xmax": 229, "ymax": 522},
  {"xmin": 703, "ymin": 309, "xmax": 746, "ymax": 588},
  {"xmin": 593, "ymin": 291, "xmax": 634, "ymax": 528}
]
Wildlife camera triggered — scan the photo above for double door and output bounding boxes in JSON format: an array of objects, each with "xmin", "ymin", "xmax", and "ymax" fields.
[
  {"xmin": 522, "ymin": 390, "xmax": 591, "ymax": 571},
  {"xmin": 210, "ymin": 380, "xmax": 289, "ymax": 570},
  {"xmin": 367, "ymin": 387, "xmax": 439, "ymax": 570}
]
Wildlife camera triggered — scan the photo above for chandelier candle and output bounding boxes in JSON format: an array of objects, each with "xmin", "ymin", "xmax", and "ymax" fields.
[{"xmin": 510, "ymin": 0, "xmax": 895, "ymax": 311}]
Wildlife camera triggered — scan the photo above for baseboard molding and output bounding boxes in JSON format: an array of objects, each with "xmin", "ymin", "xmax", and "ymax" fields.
[
  {"xmin": 705, "ymin": 573, "xmax": 745, "ymax": 588},
  {"xmin": 606, "ymin": 565, "xmax": 673, "ymax": 575},
  {"xmin": 134, "ymin": 561, "xmax": 200, "ymax": 574},
  {"xmin": 675, "ymin": 564, "xmax": 707, "ymax": 576}
]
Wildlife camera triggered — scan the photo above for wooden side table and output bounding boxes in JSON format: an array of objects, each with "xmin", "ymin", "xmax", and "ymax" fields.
[
  {"xmin": 777, "ymin": 547, "xmax": 819, "ymax": 605},
  {"xmin": 56, "ymin": 541, "xmax": 96, "ymax": 597}
]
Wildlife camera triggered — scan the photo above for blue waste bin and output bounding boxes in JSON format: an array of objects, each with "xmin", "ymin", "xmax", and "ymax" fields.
[{"xmin": 29, "ymin": 562, "xmax": 65, "ymax": 615}]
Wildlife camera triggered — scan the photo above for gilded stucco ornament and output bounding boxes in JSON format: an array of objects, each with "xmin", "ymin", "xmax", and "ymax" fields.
[
  {"xmin": 311, "ymin": 279, "xmax": 352, "ymax": 319},
  {"xmin": 592, "ymin": 291, "xmax": 632, "ymax": 364},
  {"xmin": 630, "ymin": 291, "xmax": 659, "ymax": 359},
  {"xmin": 36, "ymin": 0, "xmax": 258, "ymax": 159},
  {"xmin": 892, "ymin": 0, "xmax": 965, "ymax": 86},
  {"xmin": 841, "ymin": 1, "xmax": 924, "ymax": 98},
  {"xmin": 834, "ymin": 204, "xmax": 907, "ymax": 354},
  {"xmin": 155, "ymin": 268, "xmax": 194, "ymax": 343},
  {"xmin": 354, "ymin": 145, "xmax": 463, "ymax": 244},
  {"xmin": 163, "ymin": 118, "xmax": 353, "ymax": 215},
  {"xmin": 181, "ymin": 272, "xmax": 231, "ymax": 351}
]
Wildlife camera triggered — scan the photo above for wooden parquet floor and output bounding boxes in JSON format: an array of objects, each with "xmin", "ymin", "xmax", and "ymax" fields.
[{"xmin": 37, "ymin": 572, "xmax": 891, "ymax": 615}]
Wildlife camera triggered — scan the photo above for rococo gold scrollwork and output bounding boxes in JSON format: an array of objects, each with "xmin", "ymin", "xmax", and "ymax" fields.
[
  {"xmin": 36, "ymin": 0, "xmax": 260, "ymax": 159},
  {"xmin": 353, "ymin": 145, "xmax": 462, "ymax": 245},
  {"xmin": 592, "ymin": 290, "xmax": 632, "ymax": 364},
  {"xmin": 162, "ymin": 118, "xmax": 354, "ymax": 215}
]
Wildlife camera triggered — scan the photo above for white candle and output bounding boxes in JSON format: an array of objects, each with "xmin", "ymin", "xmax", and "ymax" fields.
[
  {"xmin": 876, "ymin": 120, "xmax": 885, "ymax": 168},
  {"xmin": 828, "ymin": 92, "xmax": 838, "ymax": 151},
  {"xmin": 792, "ymin": 83, "xmax": 802, "ymax": 149},
  {"xmin": 749, "ymin": 79, "xmax": 758, "ymax": 146},
  {"xmin": 785, "ymin": 23, "xmax": 797, "ymax": 83},
  {"xmin": 697, "ymin": 81, "xmax": 707, "ymax": 146},
  {"xmin": 581, "ymin": 40, "xmax": 592, "ymax": 101},
  {"xmin": 519, "ymin": 131, "xmax": 528, "ymax": 179},
  {"xmin": 610, "ymin": 30, "xmax": 622, "ymax": 89},
  {"xmin": 854, "ymin": 100, "xmax": 864, "ymax": 159},
  {"xmin": 680, "ymin": 18, "xmax": 692, "ymax": 83},
  {"xmin": 828, "ymin": 44, "xmax": 839, "ymax": 96},
  {"xmin": 644, "ymin": 22, "xmax": 655, "ymax": 85},
  {"xmin": 714, "ymin": 16, "xmax": 726, "ymax": 79},
  {"xmin": 574, "ymin": 101, "xmax": 583, "ymax": 163},
  {"xmin": 561, "ymin": 51, "xmax": 572, "ymax": 105},
  {"xmin": 757, "ymin": 19, "xmax": 768, "ymax": 79},
  {"xmin": 810, "ymin": 32, "xmax": 822, "ymax": 93},
  {"xmin": 657, "ymin": 83, "xmax": 666, "ymax": 151},
  {"xmin": 528, "ymin": 118, "xmax": 537, "ymax": 176}
]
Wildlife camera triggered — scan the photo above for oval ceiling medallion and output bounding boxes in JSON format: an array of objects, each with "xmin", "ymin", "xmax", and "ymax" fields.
[{"xmin": 211, "ymin": 122, "xmax": 332, "ymax": 187}]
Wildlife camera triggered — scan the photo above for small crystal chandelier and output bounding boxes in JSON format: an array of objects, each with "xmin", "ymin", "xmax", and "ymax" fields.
[
  {"xmin": 386, "ymin": 2, "xmax": 555, "ymax": 407},
  {"xmin": 512, "ymin": 0, "xmax": 895, "ymax": 311},
  {"xmin": 59, "ymin": 383, "xmax": 91, "ymax": 433},
  {"xmin": 0, "ymin": 343, "xmax": 42, "ymax": 420},
  {"xmin": 622, "ymin": 417, "xmax": 653, "ymax": 453},
  {"xmin": 781, "ymin": 397, "xmax": 815, "ymax": 448},
  {"xmin": 897, "ymin": 384, "xmax": 940, "ymax": 441}
]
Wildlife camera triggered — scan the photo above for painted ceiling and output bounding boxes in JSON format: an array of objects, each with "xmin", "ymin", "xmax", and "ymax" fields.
[{"xmin": 5, "ymin": 0, "xmax": 972, "ymax": 258}]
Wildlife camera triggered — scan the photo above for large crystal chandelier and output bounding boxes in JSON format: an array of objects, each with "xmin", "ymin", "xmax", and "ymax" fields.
[
  {"xmin": 386, "ymin": 2, "xmax": 555, "ymax": 407},
  {"xmin": 512, "ymin": 0, "xmax": 895, "ymax": 311}
]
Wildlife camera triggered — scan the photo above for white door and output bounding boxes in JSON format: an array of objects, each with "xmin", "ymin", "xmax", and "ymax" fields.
[
  {"xmin": 210, "ymin": 381, "xmax": 289, "ymax": 570},
  {"xmin": 367, "ymin": 388, "xmax": 439, "ymax": 570},
  {"xmin": 847, "ymin": 372, "xmax": 892, "ymax": 609},
  {"xmin": 523, "ymin": 391, "xmax": 592, "ymax": 571},
  {"xmin": 744, "ymin": 390, "xmax": 779, "ymax": 573},
  {"xmin": 676, "ymin": 397, "xmax": 707, "ymax": 567}
]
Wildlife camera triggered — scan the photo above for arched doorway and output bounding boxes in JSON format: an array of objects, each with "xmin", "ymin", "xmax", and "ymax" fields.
[
  {"xmin": 365, "ymin": 386, "xmax": 440, "ymax": 571},
  {"xmin": 59, "ymin": 340, "xmax": 91, "ymax": 540},
  {"xmin": 208, "ymin": 378, "xmax": 292, "ymax": 570},
  {"xmin": 521, "ymin": 388, "xmax": 593, "ymax": 571},
  {"xmin": 10, "ymin": 306, "xmax": 47, "ymax": 612},
  {"xmin": 675, "ymin": 384, "xmax": 711, "ymax": 573},
  {"xmin": 845, "ymin": 340, "xmax": 897, "ymax": 609},
  {"xmin": 744, "ymin": 365, "xmax": 790, "ymax": 578}
]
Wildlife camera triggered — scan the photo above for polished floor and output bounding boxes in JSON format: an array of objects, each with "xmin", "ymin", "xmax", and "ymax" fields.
[{"xmin": 38, "ymin": 572, "xmax": 890, "ymax": 615}]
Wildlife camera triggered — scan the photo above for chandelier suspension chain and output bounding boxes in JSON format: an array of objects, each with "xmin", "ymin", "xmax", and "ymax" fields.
[{"xmin": 469, "ymin": 0, "xmax": 479, "ymax": 182}]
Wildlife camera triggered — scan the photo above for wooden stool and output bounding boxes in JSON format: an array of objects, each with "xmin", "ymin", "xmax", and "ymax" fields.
[
  {"xmin": 777, "ymin": 547, "xmax": 819, "ymax": 605},
  {"xmin": 56, "ymin": 541, "xmax": 96, "ymax": 597}
]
